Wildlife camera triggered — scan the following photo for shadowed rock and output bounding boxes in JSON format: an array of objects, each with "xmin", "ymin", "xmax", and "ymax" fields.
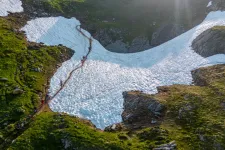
[{"xmin": 192, "ymin": 26, "xmax": 225, "ymax": 57}]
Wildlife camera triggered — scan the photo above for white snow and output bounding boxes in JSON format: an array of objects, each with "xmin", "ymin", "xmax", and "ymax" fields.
[
  {"xmin": 21, "ymin": 11, "xmax": 225, "ymax": 129},
  {"xmin": 207, "ymin": 1, "xmax": 212, "ymax": 7},
  {"xmin": 0, "ymin": 0, "xmax": 23, "ymax": 16}
]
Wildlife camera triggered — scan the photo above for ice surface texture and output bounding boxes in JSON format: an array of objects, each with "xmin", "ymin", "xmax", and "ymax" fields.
[
  {"xmin": 21, "ymin": 11, "xmax": 225, "ymax": 129},
  {"xmin": 0, "ymin": 0, "xmax": 23, "ymax": 16}
]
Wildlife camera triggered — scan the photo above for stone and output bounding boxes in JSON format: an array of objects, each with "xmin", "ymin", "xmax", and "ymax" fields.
[
  {"xmin": 104, "ymin": 123, "xmax": 124, "ymax": 132},
  {"xmin": 151, "ymin": 120, "xmax": 157, "ymax": 124},
  {"xmin": 209, "ymin": 0, "xmax": 225, "ymax": 11},
  {"xmin": 13, "ymin": 88, "xmax": 24, "ymax": 95},
  {"xmin": 221, "ymin": 102, "xmax": 225, "ymax": 110},
  {"xmin": 148, "ymin": 102, "xmax": 165, "ymax": 116},
  {"xmin": 0, "ymin": 77, "xmax": 8, "ymax": 82},
  {"xmin": 153, "ymin": 141, "xmax": 177, "ymax": 150},
  {"xmin": 121, "ymin": 91, "xmax": 165, "ymax": 128},
  {"xmin": 33, "ymin": 67, "xmax": 41, "ymax": 72},
  {"xmin": 61, "ymin": 138, "xmax": 71, "ymax": 149}
]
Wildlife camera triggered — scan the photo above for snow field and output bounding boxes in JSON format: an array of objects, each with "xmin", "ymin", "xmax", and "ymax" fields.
[
  {"xmin": 0, "ymin": 0, "xmax": 23, "ymax": 16},
  {"xmin": 21, "ymin": 11, "xmax": 225, "ymax": 129}
]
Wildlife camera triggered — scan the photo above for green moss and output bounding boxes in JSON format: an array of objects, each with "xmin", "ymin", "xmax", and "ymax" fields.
[
  {"xmin": 0, "ymin": 17, "xmax": 74, "ymax": 149},
  {"xmin": 8, "ymin": 112, "xmax": 149, "ymax": 150},
  {"xmin": 155, "ymin": 83, "xmax": 225, "ymax": 149}
]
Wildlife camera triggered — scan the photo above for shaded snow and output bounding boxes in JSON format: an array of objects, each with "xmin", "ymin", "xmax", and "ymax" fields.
[
  {"xmin": 21, "ymin": 11, "xmax": 225, "ymax": 129},
  {"xmin": 0, "ymin": 0, "xmax": 23, "ymax": 16}
]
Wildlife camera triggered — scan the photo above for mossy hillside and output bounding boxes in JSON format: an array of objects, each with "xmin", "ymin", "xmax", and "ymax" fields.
[
  {"xmin": 9, "ymin": 112, "xmax": 150, "ymax": 150},
  {"xmin": 0, "ymin": 16, "xmax": 74, "ymax": 148},
  {"xmin": 153, "ymin": 65, "xmax": 225, "ymax": 149}
]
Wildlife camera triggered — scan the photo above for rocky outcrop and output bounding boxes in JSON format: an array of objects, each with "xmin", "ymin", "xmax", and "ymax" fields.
[
  {"xmin": 153, "ymin": 141, "xmax": 177, "ymax": 150},
  {"xmin": 151, "ymin": 24, "xmax": 185, "ymax": 47},
  {"xmin": 192, "ymin": 26, "xmax": 225, "ymax": 57},
  {"xmin": 95, "ymin": 28, "xmax": 152, "ymax": 53},
  {"xmin": 104, "ymin": 36, "xmax": 152, "ymax": 53},
  {"xmin": 209, "ymin": 0, "xmax": 225, "ymax": 11},
  {"xmin": 121, "ymin": 91, "xmax": 166, "ymax": 129},
  {"xmin": 192, "ymin": 64, "xmax": 225, "ymax": 86},
  {"xmin": 21, "ymin": 0, "xmax": 209, "ymax": 53}
]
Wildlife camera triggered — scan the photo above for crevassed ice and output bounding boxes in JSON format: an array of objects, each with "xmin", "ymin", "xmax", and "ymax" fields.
[
  {"xmin": 0, "ymin": 0, "xmax": 23, "ymax": 16},
  {"xmin": 21, "ymin": 11, "xmax": 225, "ymax": 129}
]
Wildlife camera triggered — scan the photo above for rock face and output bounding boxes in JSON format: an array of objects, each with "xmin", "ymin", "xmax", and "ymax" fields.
[
  {"xmin": 151, "ymin": 23, "xmax": 185, "ymax": 47},
  {"xmin": 22, "ymin": 0, "xmax": 209, "ymax": 53},
  {"xmin": 192, "ymin": 64, "xmax": 225, "ymax": 86},
  {"xmin": 209, "ymin": 0, "xmax": 225, "ymax": 11},
  {"xmin": 12, "ymin": 88, "xmax": 24, "ymax": 95},
  {"xmin": 122, "ymin": 91, "xmax": 165, "ymax": 129},
  {"xmin": 192, "ymin": 26, "xmax": 225, "ymax": 57},
  {"xmin": 105, "ymin": 36, "xmax": 152, "ymax": 53},
  {"xmin": 95, "ymin": 28, "xmax": 152, "ymax": 53}
]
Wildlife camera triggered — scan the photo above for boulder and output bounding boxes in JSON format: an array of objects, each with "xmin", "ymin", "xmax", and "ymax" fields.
[
  {"xmin": 0, "ymin": 77, "xmax": 8, "ymax": 82},
  {"xmin": 192, "ymin": 26, "xmax": 225, "ymax": 57},
  {"xmin": 121, "ymin": 91, "xmax": 166, "ymax": 128},
  {"xmin": 151, "ymin": 23, "xmax": 185, "ymax": 47},
  {"xmin": 153, "ymin": 141, "xmax": 177, "ymax": 150},
  {"xmin": 104, "ymin": 123, "xmax": 125, "ymax": 132},
  {"xmin": 13, "ymin": 88, "xmax": 24, "ymax": 95}
]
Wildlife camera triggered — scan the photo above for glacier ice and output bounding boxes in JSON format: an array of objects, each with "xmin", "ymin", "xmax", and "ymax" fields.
[
  {"xmin": 0, "ymin": 0, "xmax": 23, "ymax": 16},
  {"xmin": 21, "ymin": 11, "xmax": 225, "ymax": 129}
]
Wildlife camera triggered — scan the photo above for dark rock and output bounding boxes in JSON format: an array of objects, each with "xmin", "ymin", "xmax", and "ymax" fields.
[
  {"xmin": 153, "ymin": 141, "xmax": 177, "ymax": 150},
  {"xmin": 32, "ymin": 67, "xmax": 41, "ymax": 72},
  {"xmin": 192, "ymin": 26, "xmax": 225, "ymax": 57},
  {"xmin": 178, "ymin": 104, "xmax": 196, "ymax": 123},
  {"xmin": 104, "ymin": 123, "xmax": 125, "ymax": 132},
  {"xmin": 192, "ymin": 64, "xmax": 225, "ymax": 86},
  {"xmin": 138, "ymin": 127, "xmax": 169, "ymax": 141},
  {"xmin": 121, "ymin": 91, "xmax": 166, "ymax": 128},
  {"xmin": 151, "ymin": 23, "xmax": 185, "ymax": 47},
  {"xmin": 157, "ymin": 86, "xmax": 170, "ymax": 93},
  {"xmin": 148, "ymin": 101, "xmax": 165, "ymax": 116},
  {"xmin": 27, "ymin": 42, "xmax": 42, "ymax": 50},
  {"xmin": 209, "ymin": 0, "xmax": 225, "ymax": 11},
  {"xmin": 0, "ymin": 77, "xmax": 8, "ymax": 82}
]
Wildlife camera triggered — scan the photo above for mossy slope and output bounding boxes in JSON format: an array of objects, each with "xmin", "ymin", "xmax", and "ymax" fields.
[{"xmin": 0, "ymin": 15, "xmax": 74, "ymax": 149}]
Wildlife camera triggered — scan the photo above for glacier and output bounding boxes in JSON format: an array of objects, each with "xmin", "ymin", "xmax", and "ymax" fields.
[
  {"xmin": 0, "ymin": 0, "xmax": 23, "ymax": 16},
  {"xmin": 21, "ymin": 11, "xmax": 225, "ymax": 129}
]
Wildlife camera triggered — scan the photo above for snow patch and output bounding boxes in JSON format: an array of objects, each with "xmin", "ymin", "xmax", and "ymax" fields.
[
  {"xmin": 207, "ymin": 1, "xmax": 212, "ymax": 7},
  {"xmin": 0, "ymin": 0, "xmax": 23, "ymax": 16},
  {"xmin": 21, "ymin": 11, "xmax": 225, "ymax": 129}
]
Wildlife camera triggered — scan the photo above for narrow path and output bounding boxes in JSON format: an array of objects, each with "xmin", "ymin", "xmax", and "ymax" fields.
[
  {"xmin": 47, "ymin": 25, "xmax": 93, "ymax": 104},
  {"xmin": 24, "ymin": 25, "xmax": 92, "ymax": 117},
  {"xmin": 3, "ymin": 24, "xmax": 94, "ymax": 149}
]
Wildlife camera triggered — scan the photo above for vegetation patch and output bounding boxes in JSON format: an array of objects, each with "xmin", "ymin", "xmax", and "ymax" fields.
[{"xmin": 0, "ymin": 15, "xmax": 74, "ymax": 149}]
